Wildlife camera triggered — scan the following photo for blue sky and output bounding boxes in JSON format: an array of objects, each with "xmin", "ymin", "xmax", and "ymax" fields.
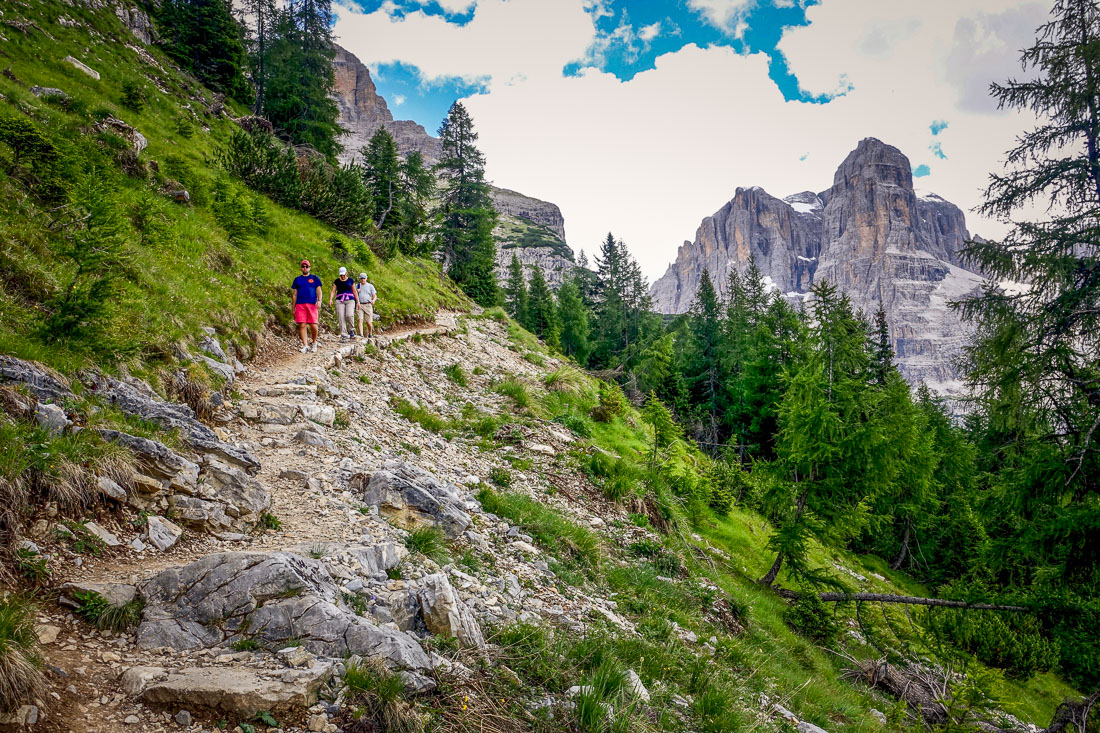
[
  {"xmin": 332, "ymin": 0, "xmax": 1048, "ymax": 276},
  {"xmin": 342, "ymin": 0, "xmax": 844, "ymax": 132}
]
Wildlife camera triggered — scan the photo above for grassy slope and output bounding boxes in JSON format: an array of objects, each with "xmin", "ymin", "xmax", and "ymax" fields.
[
  {"xmin": 0, "ymin": 0, "xmax": 466, "ymax": 379},
  {"xmin": 458, "ymin": 311, "xmax": 1078, "ymax": 731}
]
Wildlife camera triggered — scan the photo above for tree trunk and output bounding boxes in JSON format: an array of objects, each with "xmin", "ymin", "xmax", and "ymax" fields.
[
  {"xmin": 759, "ymin": 552, "xmax": 784, "ymax": 586},
  {"xmin": 774, "ymin": 589, "xmax": 1028, "ymax": 612},
  {"xmin": 890, "ymin": 519, "xmax": 910, "ymax": 570}
]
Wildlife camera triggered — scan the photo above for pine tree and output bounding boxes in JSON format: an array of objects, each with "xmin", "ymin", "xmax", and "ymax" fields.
[
  {"xmin": 505, "ymin": 254, "xmax": 528, "ymax": 322},
  {"xmin": 434, "ymin": 102, "xmax": 498, "ymax": 306},
  {"xmin": 396, "ymin": 151, "xmax": 435, "ymax": 255},
  {"xmin": 526, "ymin": 264, "xmax": 560, "ymax": 348},
  {"xmin": 157, "ymin": 0, "xmax": 251, "ymax": 102},
  {"xmin": 872, "ymin": 306, "xmax": 893, "ymax": 386},
  {"xmin": 685, "ymin": 269, "xmax": 725, "ymax": 447},
  {"xmin": 760, "ymin": 281, "xmax": 886, "ymax": 585},
  {"xmin": 557, "ymin": 277, "xmax": 590, "ymax": 365},
  {"xmin": 362, "ymin": 127, "xmax": 402, "ymax": 231},
  {"xmin": 262, "ymin": 0, "xmax": 342, "ymax": 158},
  {"xmin": 956, "ymin": 1, "xmax": 1100, "ymax": 686},
  {"xmin": 241, "ymin": 0, "xmax": 276, "ymax": 113}
]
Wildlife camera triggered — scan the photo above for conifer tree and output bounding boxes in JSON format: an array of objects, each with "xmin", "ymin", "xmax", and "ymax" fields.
[
  {"xmin": 262, "ymin": 0, "xmax": 342, "ymax": 157},
  {"xmin": 434, "ymin": 102, "xmax": 498, "ymax": 306},
  {"xmin": 760, "ymin": 281, "xmax": 886, "ymax": 585},
  {"xmin": 526, "ymin": 264, "xmax": 560, "ymax": 349},
  {"xmin": 685, "ymin": 269, "xmax": 725, "ymax": 447},
  {"xmin": 557, "ymin": 277, "xmax": 590, "ymax": 365},
  {"xmin": 396, "ymin": 151, "xmax": 435, "ymax": 254},
  {"xmin": 505, "ymin": 254, "xmax": 528, "ymax": 322},
  {"xmin": 157, "ymin": 0, "xmax": 250, "ymax": 102},
  {"xmin": 363, "ymin": 128, "xmax": 402, "ymax": 231},
  {"xmin": 872, "ymin": 306, "xmax": 893, "ymax": 386},
  {"xmin": 241, "ymin": 0, "xmax": 276, "ymax": 113}
]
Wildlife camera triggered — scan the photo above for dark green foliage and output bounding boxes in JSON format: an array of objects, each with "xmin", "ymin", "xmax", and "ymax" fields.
[
  {"xmin": 41, "ymin": 178, "xmax": 131, "ymax": 351},
  {"xmin": 218, "ymin": 129, "xmax": 374, "ymax": 237},
  {"xmin": 591, "ymin": 381, "xmax": 627, "ymax": 423},
  {"xmin": 504, "ymin": 254, "xmax": 528, "ymax": 324},
  {"xmin": 489, "ymin": 466, "xmax": 512, "ymax": 488},
  {"xmin": 261, "ymin": 0, "xmax": 342, "ymax": 157},
  {"xmin": 588, "ymin": 233, "xmax": 656, "ymax": 371},
  {"xmin": 784, "ymin": 592, "xmax": 839, "ymax": 645},
  {"xmin": 930, "ymin": 609, "xmax": 1059, "ymax": 680},
  {"xmin": 359, "ymin": 130, "xmax": 435, "ymax": 257},
  {"xmin": 705, "ymin": 460, "xmax": 747, "ymax": 516},
  {"xmin": 444, "ymin": 363, "xmax": 468, "ymax": 387},
  {"xmin": 524, "ymin": 264, "xmax": 559, "ymax": 348},
  {"xmin": 212, "ymin": 179, "xmax": 262, "ymax": 245},
  {"xmin": 0, "ymin": 113, "xmax": 66, "ymax": 201},
  {"xmin": 155, "ymin": 0, "xmax": 251, "ymax": 102},
  {"xmin": 557, "ymin": 277, "xmax": 590, "ymax": 364},
  {"xmin": 120, "ymin": 80, "xmax": 145, "ymax": 112},
  {"xmin": 434, "ymin": 102, "xmax": 498, "ymax": 305}
]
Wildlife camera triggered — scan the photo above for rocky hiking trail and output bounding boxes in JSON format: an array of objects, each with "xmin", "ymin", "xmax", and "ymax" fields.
[{"xmin": 3, "ymin": 312, "xmax": 647, "ymax": 733}]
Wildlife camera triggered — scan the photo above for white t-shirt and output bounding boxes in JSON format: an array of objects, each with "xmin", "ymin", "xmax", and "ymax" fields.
[{"xmin": 356, "ymin": 282, "xmax": 377, "ymax": 304}]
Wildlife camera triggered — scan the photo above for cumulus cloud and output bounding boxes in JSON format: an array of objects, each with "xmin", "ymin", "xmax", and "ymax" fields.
[
  {"xmin": 335, "ymin": 0, "xmax": 1052, "ymax": 279},
  {"xmin": 687, "ymin": 0, "xmax": 756, "ymax": 34}
]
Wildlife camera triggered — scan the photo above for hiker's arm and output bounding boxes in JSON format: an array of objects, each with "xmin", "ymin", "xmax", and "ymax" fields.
[
  {"xmin": 291, "ymin": 287, "xmax": 297, "ymax": 307},
  {"xmin": 328, "ymin": 283, "xmax": 335, "ymax": 307}
]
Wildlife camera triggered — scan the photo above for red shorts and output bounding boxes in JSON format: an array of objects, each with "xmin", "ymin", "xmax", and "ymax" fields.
[{"xmin": 294, "ymin": 303, "xmax": 318, "ymax": 324}]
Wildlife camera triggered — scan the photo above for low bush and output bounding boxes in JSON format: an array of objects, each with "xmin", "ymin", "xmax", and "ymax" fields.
[
  {"xmin": 590, "ymin": 382, "xmax": 628, "ymax": 423},
  {"xmin": 784, "ymin": 592, "xmax": 839, "ymax": 645}
]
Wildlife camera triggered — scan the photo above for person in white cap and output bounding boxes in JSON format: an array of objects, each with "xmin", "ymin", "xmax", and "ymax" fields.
[
  {"xmin": 328, "ymin": 266, "xmax": 360, "ymax": 340},
  {"xmin": 355, "ymin": 273, "xmax": 377, "ymax": 338}
]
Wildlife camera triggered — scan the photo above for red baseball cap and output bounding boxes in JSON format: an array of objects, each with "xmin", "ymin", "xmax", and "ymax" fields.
[{"xmin": 300, "ymin": 259, "xmax": 310, "ymax": 267}]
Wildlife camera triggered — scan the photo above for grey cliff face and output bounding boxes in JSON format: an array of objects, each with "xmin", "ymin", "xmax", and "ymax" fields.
[
  {"xmin": 330, "ymin": 47, "xmax": 578, "ymax": 285},
  {"xmin": 332, "ymin": 45, "xmax": 442, "ymax": 166},
  {"xmin": 650, "ymin": 138, "xmax": 984, "ymax": 393}
]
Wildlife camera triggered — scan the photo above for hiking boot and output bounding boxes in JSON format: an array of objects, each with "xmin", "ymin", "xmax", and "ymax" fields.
[
  {"xmin": 300, "ymin": 345, "xmax": 309, "ymax": 353},
  {"xmin": 309, "ymin": 343, "xmax": 318, "ymax": 352}
]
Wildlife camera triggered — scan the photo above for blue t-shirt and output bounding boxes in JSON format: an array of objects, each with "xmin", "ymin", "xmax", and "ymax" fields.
[{"xmin": 292, "ymin": 274, "xmax": 322, "ymax": 304}]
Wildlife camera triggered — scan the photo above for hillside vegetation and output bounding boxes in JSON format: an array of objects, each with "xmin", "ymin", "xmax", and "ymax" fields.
[{"xmin": 0, "ymin": 0, "xmax": 465, "ymax": 380}]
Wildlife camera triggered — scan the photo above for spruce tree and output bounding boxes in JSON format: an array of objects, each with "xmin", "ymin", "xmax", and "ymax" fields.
[
  {"xmin": 363, "ymin": 127, "xmax": 402, "ymax": 231},
  {"xmin": 157, "ymin": 0, "xmax": 251, "ymax": 102},
  {"xmin": 526, "ymin": 264, "xmax": 560, "ymax": 348},
  {"xmin": 872, "ymin": 306, "xmax": 893, "ymax": 386},
  {"xmin": 241, "ymin": 0, "xmax": 276, "ymax": 113},
  {"xmin": 956, "ymin": 1, "xmax": 1100, "ymax": 685},
  {"xmin": 505, "ymin": 254, "xmax": 529, "ymax": 323},
  {"xmin": 263, "ymin": 0, "xmax": 342, "ymax": 158},
  {"xmin": 396, "ymin": 151, "xmax": 435, "ymax": 255},
  {"xmin": 434, "ymin": 102, "xmax": 498, "ymax": 306},
  {"xmin": 557, "ymin": 277, "xmax": 590, "ymax": 365},
  {"xmin": 685, "ymin": 269, "xmax": 725, "ymax": 447}
]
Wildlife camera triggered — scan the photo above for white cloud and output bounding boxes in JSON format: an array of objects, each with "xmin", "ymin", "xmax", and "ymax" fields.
[
  {"xmin": 336, "ymin": 0, "xmax": 1053, "ymax": 281},
  {"xmin": 687, "ymin": 0, "xmax": 756, "ymax": 33},
  {"xmin": 434, "ymin": 0, "xmax": 477, "ymax": 13},
  {"xmin": 393, "ymin": 94, "xmax": 407, "ymax": 105},
  {"xmin": 639, "ymin": 21, "xmax": 662, "ymax": 42}
]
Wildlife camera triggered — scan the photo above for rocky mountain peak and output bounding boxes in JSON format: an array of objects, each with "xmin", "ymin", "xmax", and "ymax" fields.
[
  {"xmin": 832, "ymin": 137, "xmax": 914, "ymax": 191},
  {"xmin": 650, "ymin": 139, "xmax": 984, "ymax": 393}
]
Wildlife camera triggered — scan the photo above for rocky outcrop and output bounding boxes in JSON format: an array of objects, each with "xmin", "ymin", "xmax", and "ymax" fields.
[
  {"xmin": 650, "ymin": 138, "xmax": 984, "ymax": 392},
  {"xmin": 331, "ymin": 46, "xmax": 580, "ymax": 286},
  {"xmin": 332, "ymin": 45, "xmax": 442, "ymax": 166},
  {"xmin": 352, "ymin": 460, "xmax": 473, "ymax": 538},
  {"xmin": 490, "ymin": 188, "xmax": 566, "ymax": 241}
]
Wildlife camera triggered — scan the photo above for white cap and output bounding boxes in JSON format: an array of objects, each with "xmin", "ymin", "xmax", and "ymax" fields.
[
  {"xmin": 359, "ymin": 272, "xmax": 368, "ymax": 280},
  {"xmin": 338, "ymin": 266, "xmax": 347, "ymax": 276}
]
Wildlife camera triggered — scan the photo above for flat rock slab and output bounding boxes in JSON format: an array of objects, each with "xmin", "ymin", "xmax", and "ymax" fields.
[{"xmin": 139, "ymin": 665, "xmax": 333, "ymax": 717}]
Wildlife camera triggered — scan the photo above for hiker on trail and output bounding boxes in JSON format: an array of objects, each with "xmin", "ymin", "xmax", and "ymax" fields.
[
  {"xmin": 356, "ymin": 272, "xmax": 377, "ymax": 339},
  {"xmin": 291, "ymin": 259, "xmax": 323, "ymax": 353},
  {"xmin": 329, "ymin": 266, "xmax": 360, "ymax": 340}
]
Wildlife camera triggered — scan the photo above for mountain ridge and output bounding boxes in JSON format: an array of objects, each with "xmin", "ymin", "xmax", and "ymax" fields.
[{"xmin": 650, "ymin": 138, "xmax": 984, "ymax": 392}]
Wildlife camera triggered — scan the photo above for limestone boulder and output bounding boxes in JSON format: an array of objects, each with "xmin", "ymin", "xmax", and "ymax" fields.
[
  {"xmin": 352, "ymin": 460, "xmax": 471, "ymax": 538},
  {"xmin": 416, "ymin": 573, "xmax": 485, "ymax": 649},
  {"xmin": 0, "ymin": 355, "xmax": 72, "ymax": 401},
  {"xmin": 96, "ymin": 429, "xmax": 199, "ymax": 489},
  {"xmin": 138, "ymin": 665, "xmax": 334, "ymax": 717},
  {"xmin": 146, "ymin": 516, "xmax": 183, "ymax": 551},
  {"xmin": 136, "ymin": 552, "xmax": 430, "ymax": 671}
]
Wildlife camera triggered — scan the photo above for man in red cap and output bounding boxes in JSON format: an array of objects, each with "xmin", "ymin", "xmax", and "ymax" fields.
[{"xmin": 291, "ymin": 259, "xmax": 323, "ymax": 352}]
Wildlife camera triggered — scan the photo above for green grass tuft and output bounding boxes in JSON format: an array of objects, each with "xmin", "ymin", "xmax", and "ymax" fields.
[{"xmin": 403, "ymin": 526, "xmax": 449, "ymax": 564}]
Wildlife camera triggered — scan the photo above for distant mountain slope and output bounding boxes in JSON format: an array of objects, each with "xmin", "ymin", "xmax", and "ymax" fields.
[
  {"xmin": 650, "ymin": 138, "xmax": 984, "ymax": 392},
  {"xmin": 331, "ymin": 45, "xmax": 578, "ymax": 286}
]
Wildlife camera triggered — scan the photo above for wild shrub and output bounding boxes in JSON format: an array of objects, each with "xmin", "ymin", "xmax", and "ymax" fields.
[
  {"xmin": 0, "ymin": 113, "xmax": 66, "ymax": 201},
  {"xmin": 929, "ymin": 608, "xmax": 1059, "ymax": 680},
  {"xmin": 212, "ymin": 179, "xmax": 259, "ymax": 245},
  {"xmin": 0, "ymin": 594, "xmax": 44, "ymax": 714},
  {"xmin": 784, "ymin": 592, "xmax": 839, "ymax": 645},
  {"xmin": 489, "ymin": 466, "xmax": 512, "ymax": 488},
  {"xmin": 120, "ymin": 80, "xmax": 145, "ymax": 112},
  {"xmin": 554, "ymin": 412, "xmax": 593, "ymax": 438},
  {"xmin": 704, "ymin": 461, "xmax": 748, "ymax": 516},
  {"xmin": 591, "ymin": 382, "xmax": 627, "ymax": 423}
]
